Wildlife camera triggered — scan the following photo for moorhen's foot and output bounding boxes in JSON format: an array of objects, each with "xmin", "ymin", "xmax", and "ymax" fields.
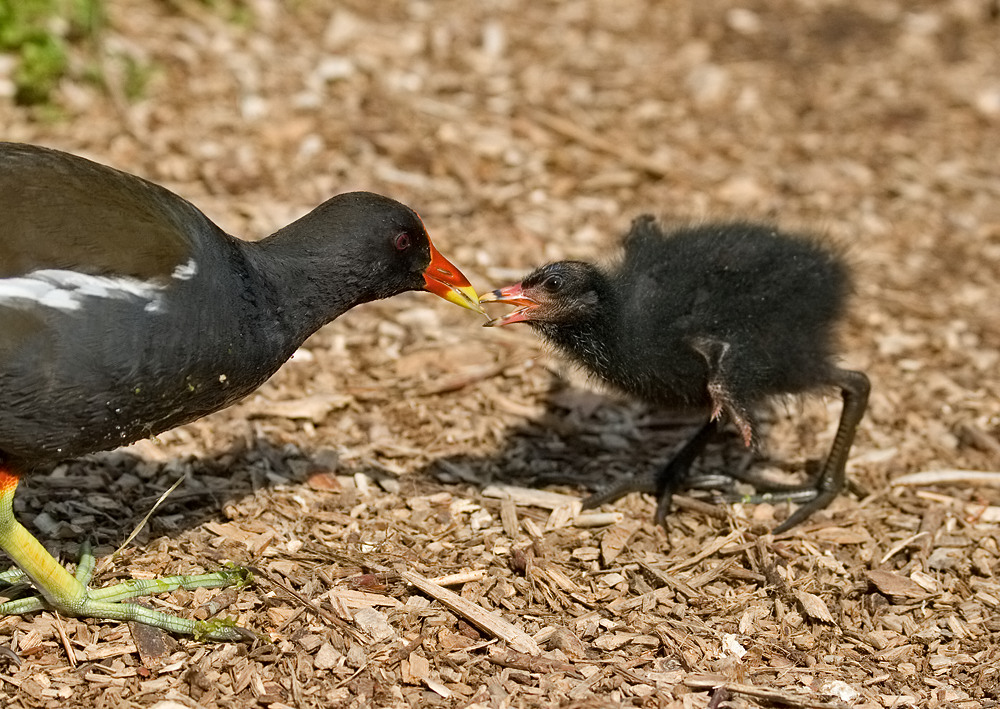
[
  {"xmin": 706, "ymin": 463, "xmax": 843, "ymax": 532},
  {"xmin": 720, "ymin": 466, "xmax": 824, "ymax": 494},
  {"xmin": 719, "ymin": 476, "xmax": 843, "ymax": 533},
  {"xmin": 582, "ymin": 466, "xmax": 693, "ymax": 529},
  {"xmin": 582, "ymin": 470, "xmax": 658, "ymax": 509},
  {"xmin": 716, "ymin": 486, "xmax": 822, "ymax": 506},
  {"xmin": 583, "ymin": 419, "xmax": 721, "ymax": 527},
  {"xmin": 653, "ymin": 483, "xmax": 683, "ymax": 528},
  {"xmin": 767, "ymin": 368, "xmax": 870, "ymax": 532},
  {"xmin": 0, "ymin": 540, "xmax": 255, "ymax": 642},
  {"xmin": 704, "ymin": 368, "xmax": 870, "ymax": 532},
  {"xmin": 679, "ymin": 472, "xmax": 743, "ymax": 492},
  {"xmin": 771, "ymin": 487, "xmax": 841, "ymax": 534},
  {"xmin": 580, "ymin": 470, "xmax": 687, "ymax": 528}
]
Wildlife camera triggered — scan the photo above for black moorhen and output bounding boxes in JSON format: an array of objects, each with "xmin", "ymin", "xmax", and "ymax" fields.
[
  {"xmin": 0, "ymin": 142, "xmax": 483, "ymax": 641},
  {"xmin": 481, "ymin": 215, "xmax": 869, "ymax": 533}
]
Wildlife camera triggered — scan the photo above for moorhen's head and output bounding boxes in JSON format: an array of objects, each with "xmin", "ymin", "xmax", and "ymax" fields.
[
  {"xmin": 480, "ymin": 261, "xmax": 607, "ymax": 328},
  {"xmin": 265, "ymin": 192, "xmax": 483, "ymax": 314}
]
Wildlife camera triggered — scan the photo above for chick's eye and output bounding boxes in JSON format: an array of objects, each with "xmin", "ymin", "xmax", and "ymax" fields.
[
  {"xmin": 543, "ymin": 274, "xmax": 564, "ymax": 292},
  {"xmin": 394, "ymin": 233, "xmax": 412, "ymax": 251}
]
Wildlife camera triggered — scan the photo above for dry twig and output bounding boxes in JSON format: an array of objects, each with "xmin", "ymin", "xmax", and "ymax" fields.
[{"xmin": 401, "ymin": 571, "xmax": 542, "ymax": 656}]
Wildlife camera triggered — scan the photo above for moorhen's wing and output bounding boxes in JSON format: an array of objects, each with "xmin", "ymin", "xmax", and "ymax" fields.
[
  {"xmin": 0, "ymin": 143, "xmax": 227, "ymax": 461},
  {"xmin": 0, "ymin": 142, "xmax": 206, "ymax": 282}
]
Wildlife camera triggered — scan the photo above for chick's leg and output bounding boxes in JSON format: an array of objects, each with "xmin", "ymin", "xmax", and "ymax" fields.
[
  {"xmin": 769, "ymin": 368, "xmax": 870, "ymax": 532},
  {"xmin": 583, "ymin": 419, "xmax": 720, "ymax": 526},
  {"xmin": 714, "ymin": 368, "xmax": 870, "ymax": 532},
  {"xmin": 585, "ymin": 336, "xmax": 759, "ymax": 526}
]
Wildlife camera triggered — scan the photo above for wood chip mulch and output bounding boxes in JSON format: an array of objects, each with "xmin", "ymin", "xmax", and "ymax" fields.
[{"xmin": 1, "ymin": 0, "xmax": 998, "ymax": 707}]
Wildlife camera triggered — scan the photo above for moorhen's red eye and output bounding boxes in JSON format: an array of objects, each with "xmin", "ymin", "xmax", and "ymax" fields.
[
  {"xmin": 543, "ymin": 274, "xmax": 564, "ymax": 292},
  {"xmin": 0, "ymin": 144, "xmax": 486, "ymax": 644}
]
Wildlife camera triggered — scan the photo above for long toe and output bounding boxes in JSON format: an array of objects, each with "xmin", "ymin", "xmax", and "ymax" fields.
[
  {"xmin": 582, "ymin": 471, "xmax": 659, "ymax": 509},
  {"xmin": 771, "ymin": 487, "xmax": 841, "ymax": 534},
  {"xmin": 0, "ymin": 537, "xmax": 254, "ymax": 642},
  {"xmin": 64, "ymin": 565, "xmax": 255, "ymax": 641},
  {"xmin": 681, "ymin": 472, "xmax": 743, "ymax": 492},
  {"xmin": 721, "ymin": 468, "xmax": 820, "ymax": 493}
]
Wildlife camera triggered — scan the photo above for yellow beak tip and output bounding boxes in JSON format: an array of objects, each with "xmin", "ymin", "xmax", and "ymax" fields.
[{"xmin": 446, "ymin": 285, "xmax": 486, "ymax": 314}]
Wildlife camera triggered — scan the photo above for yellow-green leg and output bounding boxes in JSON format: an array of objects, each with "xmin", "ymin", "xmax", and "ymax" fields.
[{"xmin": 0, "ymin": 469, "xmax": 253, "ymax": 642}]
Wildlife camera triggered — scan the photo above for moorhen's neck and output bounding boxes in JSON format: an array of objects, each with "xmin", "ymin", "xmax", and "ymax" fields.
[{"xmin": 245, "ymin": 222, "xmax": 389, "ymax": 344}]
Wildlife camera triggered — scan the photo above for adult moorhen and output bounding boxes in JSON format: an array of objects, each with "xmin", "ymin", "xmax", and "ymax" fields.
[
  {"xmin": 0, "ymin": 142, "xmax": 483, "ymax": 641},
  {"xmin": 481, "ymin": 215, "xmax": 869, "ymax": 533}
]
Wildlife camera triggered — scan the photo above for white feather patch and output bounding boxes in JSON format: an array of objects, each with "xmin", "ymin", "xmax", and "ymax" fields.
[
  {"xmin": 0, "ymin": 267, "xmax": 178, "ymax": 313},
  {"xmin": 171, "ymin": 259, "xmax": 198, "ymax": 280}
]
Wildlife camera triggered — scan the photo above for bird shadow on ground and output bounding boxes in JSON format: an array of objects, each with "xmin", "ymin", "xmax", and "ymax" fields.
[
  {"xmin": 415, "ymin": 379, "xmax": 765, "ymax": 516},
  {"xmin": 8, "ymin": 380, "xmax": 827, "ymax": 582},
  {"xmin": 8, "ymin": 432, "xmax": 316, "ymax": 575}
]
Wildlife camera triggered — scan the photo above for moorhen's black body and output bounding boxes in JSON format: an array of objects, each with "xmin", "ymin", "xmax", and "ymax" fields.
[
  {"xmin": 0, "ymin": 142, "xmax": 483, "ymax": 640},
  {"xmin": 482, "ymin": 215, "xmax": 869, "ymax": 533}
]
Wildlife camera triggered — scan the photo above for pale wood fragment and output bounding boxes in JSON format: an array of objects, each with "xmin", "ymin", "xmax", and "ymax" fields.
[
  {"xmin": 892, "ymin": 470, "xmax": 1000, "ymax": 486},
  {"xmin": 600, "ymin": 519, "xmax": 642, "ymax": 565},
  {"xmin": 483, "ymin": 484, "xmax": 582, "ymax": 512},
  {"xmin": 429, "ymin": 570, "xmax": 487, "ymax": 586},
  {"xmin": 402, "ymin": 571, "xmax": 541, "ymax": 656}
]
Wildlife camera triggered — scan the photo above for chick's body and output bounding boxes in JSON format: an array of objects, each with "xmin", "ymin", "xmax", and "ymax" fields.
[
  {"xmin": 483, "ymin": 215, "xmax": 869, "ymax": 532},
  {"xmin": 566, "ymin": 218, "xmax": 847, "ymax": 412}
]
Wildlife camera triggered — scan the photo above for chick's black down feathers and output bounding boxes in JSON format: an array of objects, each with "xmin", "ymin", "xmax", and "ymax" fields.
[{"xmin": 484, "ymin": 215, "xmax": 870, "ymax": 532}]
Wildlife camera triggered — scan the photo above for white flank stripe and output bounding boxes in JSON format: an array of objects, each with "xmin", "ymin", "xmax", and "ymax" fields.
[{"xmin": 0, "ymin": 269, "xmax": 170, "ymax": 313}]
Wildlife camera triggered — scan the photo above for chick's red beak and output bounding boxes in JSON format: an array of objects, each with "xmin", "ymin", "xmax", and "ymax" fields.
[
  {"xmin": 479, "ymin": 283, "xmax": 538, "ymax": 327},
  {"xmin": 422, "ymin": 240, "xmax": 484, "ymax": 313}
]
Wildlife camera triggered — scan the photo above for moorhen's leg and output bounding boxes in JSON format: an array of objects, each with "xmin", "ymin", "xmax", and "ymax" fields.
[
  {"xmin": 0, "ymin": 469, "xmax": 255, "ymax": 641},
  {"xmin": 650, "ymin": 419, "xmax": 721, "ymax": 526},
  {"xmin": 0, "ymin": 539, "xmax": 97, "ymax": 588},
  {"xmin": 584, "ymin": 336, "xmax": 760, "ymax": 526},
  {"xmin": 583, "ymin": 419, "xmax": 719, "ymax": 526},
  {"xmin": 769, "ymin": 368, "xmax": 870, "ymax": 532},
  {"xmin": 719, "ymin": 369, "xmax": 869, "ymax": 531}
]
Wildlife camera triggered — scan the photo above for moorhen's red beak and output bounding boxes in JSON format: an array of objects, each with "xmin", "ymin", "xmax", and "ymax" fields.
[
  {"xmin": 422, "ymin": 240, "xmax": 484, "ymax": 313},
  {"xmin": 479, "ymin": 283, "xmax": 538, "ymax": 326}
]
